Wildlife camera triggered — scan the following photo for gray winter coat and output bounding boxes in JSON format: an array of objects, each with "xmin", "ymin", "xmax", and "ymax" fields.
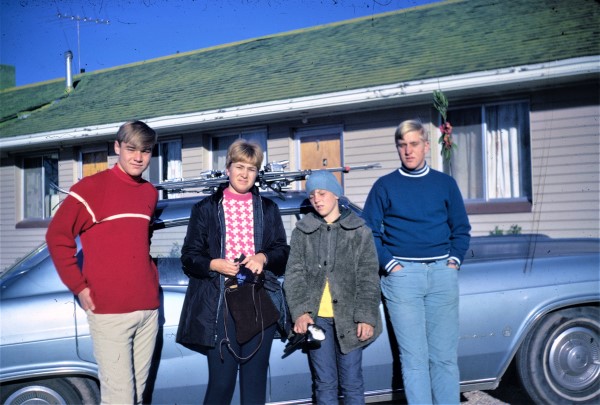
[{"xmin": 284, "ymin": 207, "xmax": 382, "ymax": 354}]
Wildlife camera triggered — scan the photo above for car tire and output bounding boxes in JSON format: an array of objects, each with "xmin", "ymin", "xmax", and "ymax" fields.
[
  {"xmin": 516, "ymin": 306, "xmax": 600, "ymax": 404},
  {"xmin": 1, "ymin": 377, "xmax": 100, "ymax": 405}
]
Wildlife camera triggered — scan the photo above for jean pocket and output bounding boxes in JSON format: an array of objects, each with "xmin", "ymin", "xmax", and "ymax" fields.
[{"xmin": 388, "ymin": 266, "xmax": 406, "ymax": 278}]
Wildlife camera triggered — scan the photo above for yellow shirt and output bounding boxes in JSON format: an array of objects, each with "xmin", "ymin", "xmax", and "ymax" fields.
[{"xmin": 318, "ymin": 279, "xmax": 334, "ymax": 317}]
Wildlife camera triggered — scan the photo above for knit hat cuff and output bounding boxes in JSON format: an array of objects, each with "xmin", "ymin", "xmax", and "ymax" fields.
[{"xmin": 305, "ymin": 170, "xmax": 343, "ymax": 196}]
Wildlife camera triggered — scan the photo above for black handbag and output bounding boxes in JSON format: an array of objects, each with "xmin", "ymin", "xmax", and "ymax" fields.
[{"xmin": 224, "ymin": 275, "xmax": 280, "ymax": 345}]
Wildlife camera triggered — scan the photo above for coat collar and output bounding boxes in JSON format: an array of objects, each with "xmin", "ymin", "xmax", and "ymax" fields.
[
  {"xmin": 296, "ymin": 206, "xmax": 364, "ymax": 233},
  {"xmin": 212, "ymin": 182, "xmax": 260, "ymax": 200}
]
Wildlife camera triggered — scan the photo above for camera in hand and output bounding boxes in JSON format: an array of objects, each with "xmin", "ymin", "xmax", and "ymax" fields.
[
  {"xmin": 235, "ymin": 254, "xmax": 263, "ymax": 286},
  {"xmin": 282, "ymin": 324, "xmax": 326, "ymax": 358}
]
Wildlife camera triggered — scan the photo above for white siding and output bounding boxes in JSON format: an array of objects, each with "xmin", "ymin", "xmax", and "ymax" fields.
[
  {"xmin": 342, "ymin": 106, "xmax": 432, "ymax": 206},
  {"xmin": 181, "ymin": 132, "xmax": 204, "ymax": 179},
  {"xmin": 470, "ymin": 87, "xmax": 599, "ymax": 237},
  {"xmin": 0, "ymin": 158, "xmax": 20, "ymax": 271},
  {"xmin": 266, "ymin": 125, "xmax": 291, "ymax": 166},
  {"xmin": 2, "ymin": 82, "xmax": 598, "ymax": 273}
]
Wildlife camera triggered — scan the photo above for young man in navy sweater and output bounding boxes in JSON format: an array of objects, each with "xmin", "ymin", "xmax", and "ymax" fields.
[{"xmin": 363, "ymin": 119, "xmax": 471, "ymax": 405}]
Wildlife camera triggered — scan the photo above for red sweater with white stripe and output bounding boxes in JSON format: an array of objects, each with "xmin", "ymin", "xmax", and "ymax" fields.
[{"xmin": 46, "ymin": 165, "xmax": 159, "ymax": 314}]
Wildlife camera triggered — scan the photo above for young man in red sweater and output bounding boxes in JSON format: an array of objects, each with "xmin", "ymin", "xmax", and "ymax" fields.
[{"xmin": 46, "ymin": 120, "xmax": 159, "ymax": 404}]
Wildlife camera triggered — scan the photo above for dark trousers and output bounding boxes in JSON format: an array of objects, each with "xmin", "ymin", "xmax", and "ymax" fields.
[{"xmin": 204, "ymin": 302, "xmax": 276, "ymax": 405}]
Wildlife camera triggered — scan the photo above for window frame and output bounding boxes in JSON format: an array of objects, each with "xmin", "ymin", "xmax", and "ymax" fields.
[
  {"xmin": 209, "ymin": 127, "xmax": 268, "ymax": 172},
  {"xmin": 20, "ymin": 152, "xmax": 59, "ymax": 222},
  {"xmin": 442, "ymin": 99, "xmax": 533, "ymax": 214},
  {"xmin": 148, "ymin": 138, "xmax": 183, "ymax": 199}
]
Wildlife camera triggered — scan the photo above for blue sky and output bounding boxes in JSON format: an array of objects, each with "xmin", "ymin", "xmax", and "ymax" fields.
[{"xmin": 1, "ymin": 0, "xmax": 439, "ymax": 87}]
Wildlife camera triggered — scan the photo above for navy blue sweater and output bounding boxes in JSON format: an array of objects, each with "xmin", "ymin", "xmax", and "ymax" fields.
[{"xmin": 363, "ymin": 163, "xmax": 471, "ymax": 273}]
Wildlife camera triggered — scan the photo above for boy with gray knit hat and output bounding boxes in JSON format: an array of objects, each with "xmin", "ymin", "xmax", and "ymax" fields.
[
  {"xmin": 284, "ymin": 170, "xmax": 382, "ymax": 404},
  {"xmin": 306, "ymin": 170, "xmax": 343, "ymax": 198}
]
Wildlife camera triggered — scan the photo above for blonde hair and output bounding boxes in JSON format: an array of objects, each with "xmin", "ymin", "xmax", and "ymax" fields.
[
  {"xmin": 394, "ymin": 120, "xmax": 429, "ymax": 143},
  {"xmin": 116, "ymin": 120, "xmax": 157, "ymax": 148},
  {"xmin": 226, "ymin": 139, "xmax": 264, "ymax": 169}
]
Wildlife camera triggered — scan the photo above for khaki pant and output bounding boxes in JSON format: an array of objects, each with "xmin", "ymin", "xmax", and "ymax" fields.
[{"xmin": 87, "ymin": 309, "xmax": 159, "ymax": 404}]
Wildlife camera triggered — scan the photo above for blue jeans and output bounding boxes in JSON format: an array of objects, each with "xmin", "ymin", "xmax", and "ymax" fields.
[
  {"xmin": 308, "ymin": 317, "xmax": 365, "ymax": 405},
  {"xmin": 204, "ymin": 299, "xmax": 276, "ymax": 405},
  {"xmin": 380, "ymin": 260, "xmax": 460, "ymax": 405}
]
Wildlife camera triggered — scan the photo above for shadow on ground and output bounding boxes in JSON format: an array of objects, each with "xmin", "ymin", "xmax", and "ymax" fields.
[{"xmin": 374, "ymin": 364, "xmax": 534, "ymax": 404}]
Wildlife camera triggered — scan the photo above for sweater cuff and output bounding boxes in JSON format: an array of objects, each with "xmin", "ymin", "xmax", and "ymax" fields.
[
  {"xmin": 448, "ymin": 256, "xmax": 461, "ymax": 266},
  {"xmin": 384, "ymin": 259, "xmax": 399, "ymax": 273}
]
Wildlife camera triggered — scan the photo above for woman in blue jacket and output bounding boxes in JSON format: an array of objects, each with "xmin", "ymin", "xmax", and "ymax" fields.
[{"xmin": 176, "ymin": 140, "xmax": 289, "ymax": 405}]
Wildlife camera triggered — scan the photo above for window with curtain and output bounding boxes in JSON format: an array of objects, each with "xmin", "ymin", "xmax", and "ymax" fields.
[
  {"xmin": 211, "ymin": 129, "xmax": 268, "ymax": 171},
  {"xmin": 148, "ymin": 139, "xmax": 182, "ymax": 199},
  {"xmin": 23, "ymin": 153, "xmax": 59, "ymax": 219},
  {"xmin": 445, "ymin": 101, "xmax": 532, "ymax": 205}
]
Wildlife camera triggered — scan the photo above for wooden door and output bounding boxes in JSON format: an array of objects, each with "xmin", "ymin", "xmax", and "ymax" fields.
[
  {"xmin": 82, "ymin": 151, "xmax": 108, "ymax": 177},
  {"xmin": 300, "ymin": 134, "xmax": 342, "ymax": 189}
]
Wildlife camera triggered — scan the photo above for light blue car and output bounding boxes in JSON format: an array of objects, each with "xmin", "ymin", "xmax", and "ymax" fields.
[{"xmin": 1, "ymin": 192, "xmax": 599, "ymax": 404}]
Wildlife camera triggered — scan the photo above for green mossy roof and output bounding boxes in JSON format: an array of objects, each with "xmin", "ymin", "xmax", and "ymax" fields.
[{"xmin": 1, "ymin": 0, "xmax": 598, "ymax": 138}]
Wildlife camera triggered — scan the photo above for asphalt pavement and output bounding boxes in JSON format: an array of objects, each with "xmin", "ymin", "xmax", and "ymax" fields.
[
  {"xmin": 375, "ymin": 366, "xmax": 534, "ymax": 404},
  {"xmin": 463, "ymin": 366, "xmax": 533, "ymax": 405}
]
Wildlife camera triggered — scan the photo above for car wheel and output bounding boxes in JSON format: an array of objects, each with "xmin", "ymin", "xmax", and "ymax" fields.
[
  {"xmin": 516, "ymin": 306, "xmax": 600, "ymax": 404},
  {"xmin": 1, "ymin": 377, "xmax": 100, "ymax": 405}
]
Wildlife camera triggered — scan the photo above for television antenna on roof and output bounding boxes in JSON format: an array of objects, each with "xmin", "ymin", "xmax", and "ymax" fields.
[{"xmin": 57, "ymin": 13, "xmax": 110, "ymax": 75}]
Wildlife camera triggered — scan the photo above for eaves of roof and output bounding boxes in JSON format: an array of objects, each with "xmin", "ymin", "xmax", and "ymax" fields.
[
  {"xmin": 2, "ymin": 55, "xmax": 596, "ymax": 152},
  {"xmin": 0, "ymin": 0, "xmax": 598, "ymax": 142}
]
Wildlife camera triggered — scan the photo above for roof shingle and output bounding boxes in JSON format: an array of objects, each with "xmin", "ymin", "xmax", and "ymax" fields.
[{"xmin": 1, "ymin": 0, "xmax": 597, "ymax": 138}]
